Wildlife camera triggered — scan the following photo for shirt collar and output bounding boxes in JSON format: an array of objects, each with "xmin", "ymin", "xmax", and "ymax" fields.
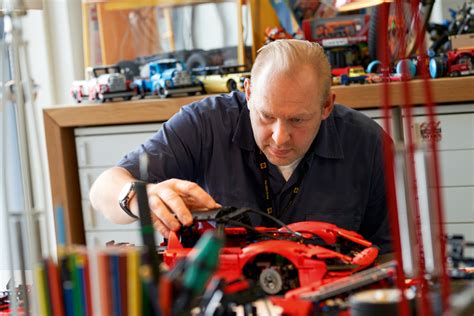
[
  {"xmin": 232, "ymin": 101, "xmax": 255, "ymax": 151},
  {"xmin": 233, "ymin": 98, "xmax": 344, "ymax": 160},
  {"xmin": 310, "ymin": 110, "xmax": 345, "ymax": 160}
]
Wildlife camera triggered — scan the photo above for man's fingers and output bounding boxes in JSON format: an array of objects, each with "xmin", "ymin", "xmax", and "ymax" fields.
[
  {"xmin": 151, "ymin": 217, "xmax": 171, "ymax": 238},
  {"xmin": 170, "ymin": 180, "xmax": 219, "ymax": 209},
  {"xmin": 155, "ymin": 187, "xmax": 193, "ymax": 226},
  {"xmin": 148, "ymin": 194, "xmax": 181, "ymax": 231},
  {"xmin": 145, "ymin": 179, "xmax": 220, "ymax": 231}
]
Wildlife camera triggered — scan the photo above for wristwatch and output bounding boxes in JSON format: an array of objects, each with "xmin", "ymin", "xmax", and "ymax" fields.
[{"xmin": 118, "ymin": 181, "xmax": 142, "ymax": 219}]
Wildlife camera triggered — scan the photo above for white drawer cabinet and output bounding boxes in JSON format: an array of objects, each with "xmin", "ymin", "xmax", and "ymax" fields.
[
  {"xmin": 78, "ymin": 167, "xmax": 106, "ymax": 199},
  {"xmin": 442, "ymin": 187, "xmax": 474, "ymax": 223},
  {"xmin": 409, "ymin": 112, "xmax": 474, "ymax": 151},
  {"xmin": 75, "ymin": 123, "xmax": 162, "ymax": 247},
  {"xmin": 76, "ymin": 133, "xmax": 160, "ymax": 168},
  {"xmin": 361, "ymin": 105, "xmax": 474, "ymax": 245},
  {"xmin": 409, "ymin": 106, "xmax": 474, "ymax": 242},
  {"xmin": 439, "ymin": 150, "xmax": 474, "ymax": 187}
]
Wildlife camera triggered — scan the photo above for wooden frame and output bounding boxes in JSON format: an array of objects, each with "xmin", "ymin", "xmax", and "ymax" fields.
[{"xmin": 43, "ymin": 77, "xmax": 474, "ymax": 245}]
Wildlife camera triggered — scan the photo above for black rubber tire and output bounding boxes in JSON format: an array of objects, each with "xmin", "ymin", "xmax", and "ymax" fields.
[
  {"xmin": 368, "ymin": 4, "xmax": 386, "ymax": 61},
  {"xmin": 259, "ymin": 267, "xmax": 283, "ymax": 295},
  {"xmin": 186, "ymin": 52, "xmax": 209, "ymax": 70},
  {"xmin": 429, "ymin": 57, "xmax": 444, "ymax": 78},
  {"xmin": 98, "ymin": 94, "xmax": 106, "ymax": 103},
  {"xmin": 72, "ymin": 92, "xmax": 81, "ymax": 103},
  {"xmin": 158, "ymin": 87, "xmax": 168, "ymax": 98},
  {"xmin": 227, "ymin": 79, "xmax": 238, "ymax": 92}
]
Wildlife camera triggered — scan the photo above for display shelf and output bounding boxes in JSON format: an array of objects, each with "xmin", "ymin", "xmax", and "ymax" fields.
[
  {"xmin": 43, "ymin": 77, "xmax": 474, "ymax": 245},
  {"xmin": 81, "ymin": 0, "xmax": 274, "ymax": 67},
  {"xmin": 332, "ymin": 77, "xmax": 474, "ymax": 108}
]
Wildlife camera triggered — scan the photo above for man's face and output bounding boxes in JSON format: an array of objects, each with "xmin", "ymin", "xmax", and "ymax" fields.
[{"xmin": 245, "ymin": 65, "xmax": 334, "ymax": 166}]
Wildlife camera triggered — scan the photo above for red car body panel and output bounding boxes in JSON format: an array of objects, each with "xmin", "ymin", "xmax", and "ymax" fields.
[{"xmin": 163, "ymin": 221, "xmax": 379, "ymax": 295}]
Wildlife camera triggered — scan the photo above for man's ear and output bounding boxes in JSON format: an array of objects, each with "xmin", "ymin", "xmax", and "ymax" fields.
[
  {"xmin": 244, "ymin": 78, "xmax": 251, "ymax": 103},
  {"xmin": 321, "ymin": 92, "xmax": 335, "ymax": 120}
]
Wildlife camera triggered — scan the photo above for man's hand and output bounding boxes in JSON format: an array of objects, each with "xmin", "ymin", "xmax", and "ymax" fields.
[{"xmin": 136, "ymin": 179, "xmax": 220, "ymax": 237}]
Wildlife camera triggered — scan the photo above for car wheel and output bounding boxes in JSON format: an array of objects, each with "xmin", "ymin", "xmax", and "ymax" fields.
[
  {"xmin": 73, "ymin": 92, "xmax": 81, "ymax": 103},
  {"xmin": 396, "ymin": 59, "xmax": 417, "ymax": 79},
  {"xmin": 227, "ymin": 79, "xmax": 237, "ymax": 92},
  {"xmin": 186, "ymin": 52, "xmax": 209, "ymax": 70},
  {"xmin": 157, "ymin": 86, "xmax": 167, "ymax": 98},
  {"xmin": 429, "ymin": 57, "xmax": 444, "ymax": 78},
  {"xmin": 367, "ymin": 60, "xmax": 382, "ymax": 73},
  {"xmin": 259, "ymin": 267, "xmax": 283, "ymax": 295}
]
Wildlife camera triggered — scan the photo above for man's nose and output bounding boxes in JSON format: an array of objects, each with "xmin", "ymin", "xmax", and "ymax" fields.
[{"xmin": 272, "ymin": 120, "xmax": 290, "ymax": 145}]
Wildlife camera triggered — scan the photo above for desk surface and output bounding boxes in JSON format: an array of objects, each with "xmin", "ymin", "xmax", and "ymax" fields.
[{"xmin": 43, "ymin": 77, "xmax": 474, "ymax": 244}]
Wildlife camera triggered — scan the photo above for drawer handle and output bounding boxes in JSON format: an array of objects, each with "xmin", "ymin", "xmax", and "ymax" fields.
[
  {"xmin": 86, "ymin": 173, "xmax": 94, "ymax": 196},
  {"xmin": 77, "ymin": 142, "xmax": 89, "ymax": 166},
  {"xmin": 88, "ymin": 204, "xmax": 96, "ymax": 228}
]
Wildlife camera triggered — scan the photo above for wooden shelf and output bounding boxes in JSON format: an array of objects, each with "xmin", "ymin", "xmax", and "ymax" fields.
[
  {"xmin": 43, "ymin": 77, "xmax": 474, "ymax": 245},
  {"xmin": 331, "ymin": 76, "xmax": 474, "ymax": 108}
]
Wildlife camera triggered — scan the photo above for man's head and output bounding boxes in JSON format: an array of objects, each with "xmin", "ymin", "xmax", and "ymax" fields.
[{"xmin": 244, "ymin": 39, "xmax": 335, "ymax": 166}]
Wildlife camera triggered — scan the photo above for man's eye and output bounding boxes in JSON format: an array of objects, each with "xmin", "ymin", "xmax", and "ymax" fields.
[
  {"xmin": 261, "ymin": 113, "xmax": 274, "ymax": 121},
  {"xmin": 291, "ymin": 118, "xmax": 304, "ymax": 124}
]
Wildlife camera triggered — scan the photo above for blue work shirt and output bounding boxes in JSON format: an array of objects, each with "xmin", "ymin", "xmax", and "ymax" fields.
[{"xmin": 118, "ymin": 92, "xmax": 392, "ymax": 253}]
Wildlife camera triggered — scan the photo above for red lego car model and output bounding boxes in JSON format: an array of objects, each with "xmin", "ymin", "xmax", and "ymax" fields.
[
  {"xmin": 430, "ymin": 48, "xmax": 474, "ymax": 78},
  {"xmin": 161, "ymin": 207, "xmax": 379, "ymax": 295}
]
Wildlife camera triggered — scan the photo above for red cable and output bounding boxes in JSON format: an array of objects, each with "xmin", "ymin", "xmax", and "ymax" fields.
[
  {"xmin": 396, "ymin": 1, "xmax": 433, "ymax": 315},
  {"xmin": 378, "ymin": 3, "xmax": 410, "ymax": 316},
  {"xmin": 411, "ymin": 1, "xmax": 451, "ymax": 312}
]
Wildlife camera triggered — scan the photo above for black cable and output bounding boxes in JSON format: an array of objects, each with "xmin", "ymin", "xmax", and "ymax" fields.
[{"xmin": 247, "ymin": 209, "xmax": 303, "ymax": 238}]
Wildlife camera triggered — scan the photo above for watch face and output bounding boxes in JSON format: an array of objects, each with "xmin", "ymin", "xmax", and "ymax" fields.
[{"xmin": 118, "ymin": 182, "xmax": 133, "ymax": 202}]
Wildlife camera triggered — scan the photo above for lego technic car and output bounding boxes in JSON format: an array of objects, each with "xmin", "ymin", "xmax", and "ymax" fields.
[
  {"xmin": 429, "ymin": 49, "xmax": 474, "ymax": 78},
  {"xmin": 71, "ymin": 65, "xmax": 137, "ymax": 103},
  {"xmin": 161, "ymin": 207, "xmax": 379, "ymax": 296},
  {"xmin": 134, "ymin": 59, "xmax": 205, "ymax": 98},
  {"xmin": 192, "ymin": 64, "xmax": 250, "ymax": 94}
]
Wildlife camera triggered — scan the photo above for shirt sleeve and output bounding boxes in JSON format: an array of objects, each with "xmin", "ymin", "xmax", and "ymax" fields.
[
  {"xmin": 117, "ymin": 105, "xmax": 203, "ymax": 183},
  {"xmin": 359, "ymin": 130, "xmax": 393, "ymax": 254}
]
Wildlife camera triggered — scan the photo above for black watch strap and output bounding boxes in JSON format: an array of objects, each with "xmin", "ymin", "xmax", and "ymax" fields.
[{"xmin": 119, "ymin": 181, "xmax": 141, "ymax": 219}]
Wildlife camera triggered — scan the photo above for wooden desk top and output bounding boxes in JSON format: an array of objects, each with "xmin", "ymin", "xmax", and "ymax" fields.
[{"xmin": 43, "ymin": 77, "xmax": 474, "ymax": 244}]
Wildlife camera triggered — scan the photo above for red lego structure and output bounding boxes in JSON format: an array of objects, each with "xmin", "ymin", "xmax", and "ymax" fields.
[{"xmin": 161, "ymin": 208, "xmax": 379, "ymax": 296}]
